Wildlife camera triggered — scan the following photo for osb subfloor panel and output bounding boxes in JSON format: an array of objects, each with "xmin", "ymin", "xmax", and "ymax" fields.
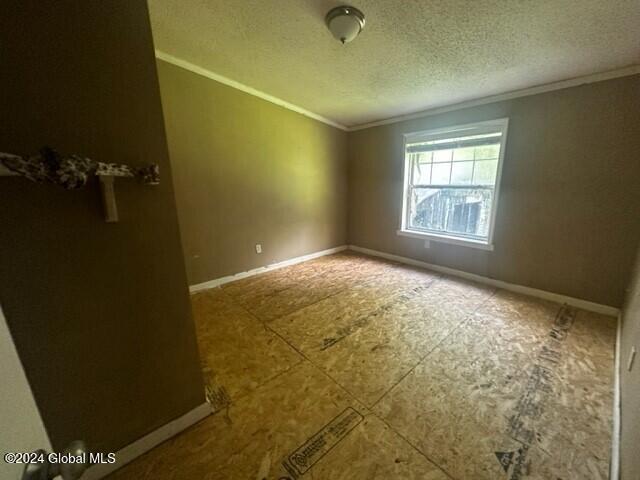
[{"xmin": 109, "ymin": 252, "xmax": 616, "ymax": 480}]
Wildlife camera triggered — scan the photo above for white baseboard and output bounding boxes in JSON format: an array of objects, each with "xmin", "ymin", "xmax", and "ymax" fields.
[
  {"xmin": 83, "ymin": 402, "xmax": 212, "ymax": 479},
  {"xmin": 610, "ymin": 313, "xmax": 621, "ymax": 480},
  {"xmin": 348, "ymin": 245, "xmax": 620, "ymax": 317},
  {"xmin": 189, "ymin": 245, "xmax": 348, "ymax": 293}
]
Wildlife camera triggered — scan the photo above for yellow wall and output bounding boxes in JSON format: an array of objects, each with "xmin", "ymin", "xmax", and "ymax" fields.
[
  {"xmin": 157, "ymin": 60, "xmax": 348, "ymax": 285},
  {"xmin": 348, "ymin": 74, "xmax": 640, "ymax": 307}
]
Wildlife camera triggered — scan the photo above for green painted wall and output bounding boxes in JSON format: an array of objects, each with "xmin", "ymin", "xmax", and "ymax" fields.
[{"xmin": 157, "ymin": 60, "xmax": 348, "ymax": 285}]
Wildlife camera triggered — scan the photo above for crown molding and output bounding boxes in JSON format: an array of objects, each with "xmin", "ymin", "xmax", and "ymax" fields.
[
  {"xmin": 155, "ymin": 50, "xmax": 348, "ymax": 131},
  {"xmin": 155, "ymin": 51, "xmax": 639, "ymax": 133},
  {"xmin": 349, "ymin": 65, "xmax": 640, "ymax": 131}
]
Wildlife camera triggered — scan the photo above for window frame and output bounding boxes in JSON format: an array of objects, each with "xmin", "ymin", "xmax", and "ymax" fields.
[{"xmin": 398, "ymin": 118, "xmax": 509, "ymax": 250}]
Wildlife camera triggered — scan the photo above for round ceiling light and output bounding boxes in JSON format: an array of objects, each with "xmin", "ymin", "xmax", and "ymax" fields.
[{"xmin": 325, "ymin": 6, "xmax": 365, "ymax": 44}]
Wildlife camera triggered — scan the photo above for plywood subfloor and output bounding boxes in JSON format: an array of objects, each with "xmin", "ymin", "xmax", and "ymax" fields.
[{"xmin": 108, "ymin": 252, "xmax": 616, "ymax": 480}]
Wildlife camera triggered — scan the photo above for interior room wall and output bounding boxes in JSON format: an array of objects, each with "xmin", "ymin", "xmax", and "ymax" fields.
[
  {"xmin": 347, "ymin": 74, "xmax": 640, "ymax": 308},
  {"xmin": 0, "ymin": 1, "xmax": 204, "ymax": 452},
  {"xmin": 620, "ymin": 245, "xmax": 640, "ymax": 480},
  {"xmin": 156, "ymin": 60, "xmax": 348, "ymax": 286}
]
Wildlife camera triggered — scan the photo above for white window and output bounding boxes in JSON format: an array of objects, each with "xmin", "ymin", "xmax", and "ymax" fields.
[{"xmin": 399, "ymin": 118, "xmax": 508, "ymax": 249}]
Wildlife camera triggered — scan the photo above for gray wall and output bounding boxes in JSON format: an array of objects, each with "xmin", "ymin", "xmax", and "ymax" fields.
[
  {"xmin": 620, "ymin": 245, "xmax": 640, "ymax": 480},
  {"xmin": 0, "ymin": 1, "xmax": 204, "ymax": 452},
  {"xmin": 347, "ymin": 75, "xmax": 640, "ymax": 307},
  {"xmin": 157, "ymin": 60, "xmax": 348, "ymax": 285}
]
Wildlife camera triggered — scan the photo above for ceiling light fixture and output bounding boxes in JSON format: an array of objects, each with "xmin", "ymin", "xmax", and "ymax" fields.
[{"xmin": 325, "ymin": 6, "xmax": 365, "ymax": 44}]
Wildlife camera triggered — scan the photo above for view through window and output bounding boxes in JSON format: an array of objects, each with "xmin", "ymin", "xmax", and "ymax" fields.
[{"xmin": 401, "ymin": 119, "xmax": 508, "ymax": 245}]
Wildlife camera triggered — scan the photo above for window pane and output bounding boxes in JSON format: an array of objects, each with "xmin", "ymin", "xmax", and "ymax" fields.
[
  {"xmin": 431, "ymin": 162, "xmax": 451, "ymax": 184},
  {"xmin": 417, "ymin": 152, "xmax": 432, "ymax": 163},
  {"xmin": 451, "ymin": 161, "xmax": 473, "ymax": 185},
  {"xmin": 403, "ymin": 121, "xmax": 507, "ymax": 244},
  {"xmin": 472, "ymin": 159, "xmax": 498, "ymax": 185},
  {"xmin": 409, "ymin": 187, "xmax": 494, "ymax": 239},
  {"xmin": 453, "ymin": 147, "xmax": 475, "ymax": 161},
  {"xmin": 433, "ymin": 149, "xmax": 453, "ymax": 163},
  {"xmin": 411, "ymin": 156, "xmax": 431, "ymax": 184},
  {"xmin": 474, "ymin": 144, "xmax": 500, "ymax": 160}
]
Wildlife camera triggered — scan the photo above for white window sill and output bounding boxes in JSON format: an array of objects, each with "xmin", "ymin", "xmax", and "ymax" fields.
[{"xmin": 396, "ymin": 229, "xmax": 494, "ymax": 251}]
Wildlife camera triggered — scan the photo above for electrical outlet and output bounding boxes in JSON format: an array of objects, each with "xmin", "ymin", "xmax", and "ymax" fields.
[
  {"xmin": 255, "ymin": 244, "xmax": 262, "ymax": 254},
  {"xmin": 424, "ymin": 240, "xmax": 431, "ymax": 249},
  {"xmin": 628, "ymin": 347, "xmax": 636, "ymax": 372}
]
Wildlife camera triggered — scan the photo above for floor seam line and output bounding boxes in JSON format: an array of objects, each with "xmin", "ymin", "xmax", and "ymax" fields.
[
  {"xmin": 207, "ymin": 357, "xmax": 307, "ymax": 415},
  {"xmin": 370, "ymin": 288, "xmax": 499, "ymax": 409},
  {"xmin": 372, "ymin": 411, "xmax": 459, "ymax": 480},
  {"xmin": 223, "ymin": 251, "xmax": 442, "ymax": 324},
  {"xmin": 235, "ymin": 296, "xmax": 384, "ymax": 420},
  {"xmin": 260, "ymin": 319, "xmax": 372, "ymax": 413},
  {"xmin": 243, "ymin": 278, "xmax": 448, "ymax": 412},
  {"xmin": 294, "ymin": 275, "xmax": 443, "ymax": 351},
  {"xmin": 231, "ymin": 282, "xmax": 352, "ymax": 324},
  {"xmin": 209, "ymin": 273, "xmax": 498, "ymax": 416}
]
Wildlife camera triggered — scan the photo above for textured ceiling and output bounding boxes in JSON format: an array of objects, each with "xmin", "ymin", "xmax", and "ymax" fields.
[{"xmin": 148, "ymin": 0, "xmax": 640, "ymax": 128}]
